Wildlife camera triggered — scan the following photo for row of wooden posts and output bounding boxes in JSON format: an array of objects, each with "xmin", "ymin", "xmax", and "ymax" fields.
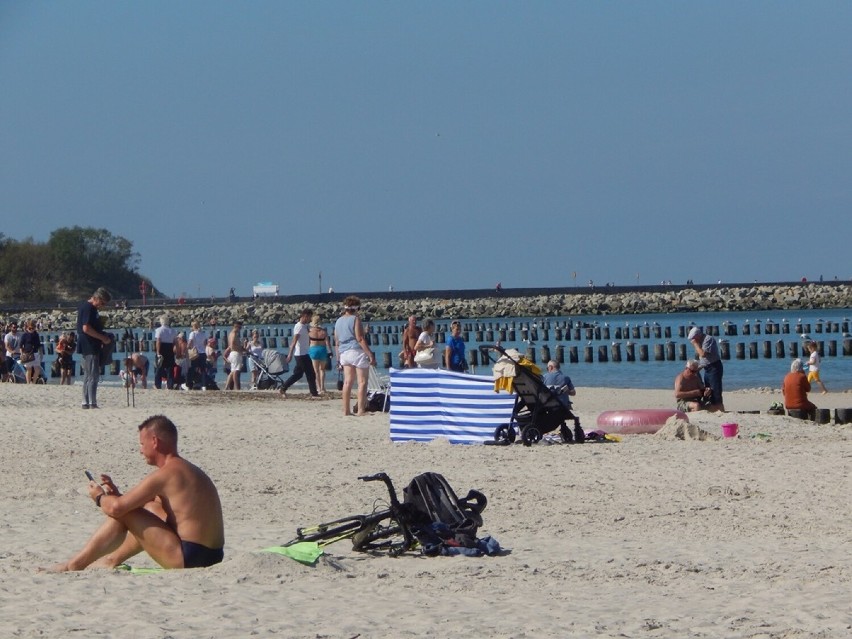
[{"xmin": 35, "ymin": 317, "xmax": 851, "ymax": 373}]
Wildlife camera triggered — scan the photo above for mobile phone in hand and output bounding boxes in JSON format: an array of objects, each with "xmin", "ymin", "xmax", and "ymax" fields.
[{"xmin": 84, "ymin": 470, "xmax": 99, "ymax": 484}]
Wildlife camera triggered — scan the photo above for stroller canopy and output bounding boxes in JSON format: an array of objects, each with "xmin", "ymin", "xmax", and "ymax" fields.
[{"xmin": 262, "ymin": 349, "xmax": 287, "ymax": 375}]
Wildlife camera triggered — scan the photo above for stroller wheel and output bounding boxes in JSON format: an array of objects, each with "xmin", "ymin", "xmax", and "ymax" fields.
[
  {"xmin": 521, "ymin": 427, "xmax": 541, "ymax": 446},
  {"xmin": 494, "ymin": 423, "xmax": 516, "ymax": 445},
  {"xmin": 559, "ymin": 422, "xmax": 574, "ymax": 443}
]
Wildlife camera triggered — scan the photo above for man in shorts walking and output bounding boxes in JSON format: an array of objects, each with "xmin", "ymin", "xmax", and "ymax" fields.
[{"xmin": 226, "ymin": 320, "xmax": 245, "ymax": 390}]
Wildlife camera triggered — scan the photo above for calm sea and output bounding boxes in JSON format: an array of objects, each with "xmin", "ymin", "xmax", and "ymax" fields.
[{"xmin": 38, "ymin": 308, "xmax": 851, "ymax": 391}]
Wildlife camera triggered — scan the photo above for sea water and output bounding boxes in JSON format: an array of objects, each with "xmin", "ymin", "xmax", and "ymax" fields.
[{"xmin": 41, "ymin": 308, "xmax": 851, "ymax": 391}]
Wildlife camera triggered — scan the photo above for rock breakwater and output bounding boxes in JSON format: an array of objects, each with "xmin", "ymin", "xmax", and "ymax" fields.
[{"xmin": 8, "ymin": 283, "xmax": 850, "ymax": 330}]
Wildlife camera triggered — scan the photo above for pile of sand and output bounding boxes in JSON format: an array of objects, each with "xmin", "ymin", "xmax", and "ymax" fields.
[{"xmin": 654, "ymin": 414, "xmax": 719, "ymax": 440}]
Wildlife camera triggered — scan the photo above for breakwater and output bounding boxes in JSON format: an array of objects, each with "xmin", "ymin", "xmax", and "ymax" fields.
[{"xmin": 3, "ymin": 282, "xmax": 850, "ymax": 330}]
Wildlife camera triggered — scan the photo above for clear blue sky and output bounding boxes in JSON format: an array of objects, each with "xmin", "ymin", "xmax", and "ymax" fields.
[{"xmin": 2, "ymin": 2, "xmax": 850, "ymax": 298}]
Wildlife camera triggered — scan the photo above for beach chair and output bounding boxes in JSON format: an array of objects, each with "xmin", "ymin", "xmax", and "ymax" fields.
[{"xmin": 366, "ymin": 365, "xmax": 390, "ymax": 412}]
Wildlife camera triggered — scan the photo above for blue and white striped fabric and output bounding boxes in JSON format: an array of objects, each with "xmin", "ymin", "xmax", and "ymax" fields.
[{"xmin": 389, "ymin": 368, "xmax": 516, "ymax": 444}]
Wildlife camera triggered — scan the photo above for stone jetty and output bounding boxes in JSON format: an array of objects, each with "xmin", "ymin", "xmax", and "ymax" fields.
[{"xmin": 4, "ymin": 282, "xmax": 850, "ymax": 330}]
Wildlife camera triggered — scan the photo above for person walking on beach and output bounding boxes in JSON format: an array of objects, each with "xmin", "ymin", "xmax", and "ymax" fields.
[
  {"xmin": 334, "ymin": 296, "xmax": 375, "ymax": 416},
  {"xmin": 187, "ymin": 320, "xmax": 208, "ymax": 390},
  {"xmin": 76, "ymin": 287, "xmax": 112, "ymax": 408},
  {"xmin": 245, "ymin": 329, "xmax": 264, "ymax": 390},
  {"xmin": 50, "ymin": 415, "xmax": 224, "ymax": 571},
  {"xmin": 56, "ymin": 332, "xmax": 76, "ymax": 385},
  {"xmin": 4, "ymin": 321, "xmax": 21, "ymax": 363},
  {"xmin": 400, "ymin": 315, "xmax": 420, "ymax": 368},
  {"xmin": 19, "ymin": 319, "xmax": 44, "ymax": 384},
  {"xmin": 225, "ymin": 320, "xmax": 244, "ymax": 390},
  {"xmin": 308, "ymin": 313, "xmax": 332, "ymax": 393},
  {"xmin": 805, "ymin": 341, "xmax": 828, "ymax": 394},
  {"xmin": 688, "ymin": 326, "xmax": 724, "ymax": 411},
  {"xmin": 154, "ymin": 315, "xmax": 177, "ymax": 390},
  {"xmin": 280, "ymin": 308, "xmax": 319, "ymax": 397}
]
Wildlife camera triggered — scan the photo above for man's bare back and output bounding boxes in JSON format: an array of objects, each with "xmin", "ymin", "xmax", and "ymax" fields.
[
  {"xmin": 139, "ymin": 456, "xmax": 224, "ymax": 550},
  {"xmin": 401, "ymin": 316, "xmax": 420, "ymax": 367},
  {"xmin": 229, "ymin": 326, "xmax": 244, "ymax": 353}
]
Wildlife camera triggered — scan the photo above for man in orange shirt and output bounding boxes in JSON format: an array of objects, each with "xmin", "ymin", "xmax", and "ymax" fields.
[{"xmin": 782, "ymin": 359, "xmax": 816, "ymax": 418}]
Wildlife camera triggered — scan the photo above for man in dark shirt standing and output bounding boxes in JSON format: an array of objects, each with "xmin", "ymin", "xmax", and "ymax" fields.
[{"xmin": 77, "ymin": 287, "xmax": 112, "ymax": 409}]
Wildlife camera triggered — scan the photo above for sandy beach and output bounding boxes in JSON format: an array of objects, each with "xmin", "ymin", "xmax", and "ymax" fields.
[{"xmin": 1, "ymin": 381, "xmax": 850, "ymax": 638}]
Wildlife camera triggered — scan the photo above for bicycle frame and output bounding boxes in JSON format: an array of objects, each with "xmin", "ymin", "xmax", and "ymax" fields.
[{"xmin": 287, "ymin": 472, "xmax": 417, "ymax": 557}]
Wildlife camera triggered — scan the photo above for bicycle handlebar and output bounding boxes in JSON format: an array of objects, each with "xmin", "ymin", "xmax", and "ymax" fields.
[
  {"xmin": 460, "ymin": 489, "xmax": 488, "ymax": 514},
  {"xmin": 358, "ymin": 472, "xmax": 401, "ymax": 507},
  {"xmin": 358, "ymin": 472, "xmax": 390, "ymax": 483}
]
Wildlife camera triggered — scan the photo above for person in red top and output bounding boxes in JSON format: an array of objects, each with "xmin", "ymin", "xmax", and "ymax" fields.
[{"xmin": 782, "ymin": 358, "xmax": 816, "ymax": 417}]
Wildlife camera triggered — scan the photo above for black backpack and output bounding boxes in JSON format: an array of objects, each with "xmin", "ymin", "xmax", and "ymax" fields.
[
  {"xmin": 402, "ymin": 472, "xmax": 487, "ymax": 552},
  {"xmin": 366, "ymin": 391, "xmax": 390, "ymax": 412}
]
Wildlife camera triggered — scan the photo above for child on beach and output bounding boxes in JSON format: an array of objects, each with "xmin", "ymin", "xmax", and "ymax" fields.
[{"xmin": 806, "ymin": 341, "xmax": 828, "ymax": 394}]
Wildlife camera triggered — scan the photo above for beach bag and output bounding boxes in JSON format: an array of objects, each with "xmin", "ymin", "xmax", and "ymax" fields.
[
  {"xmin": 414, "ymin": 347, "xmax": 435, "ymax": 365},
  {"xmin": 188, "ymin": 346, "xmax": 200, "ymax": 361},
  {"xmin": 402, "ymin": 472, "xmax": 487, "ymax": 551},
  {"xmin": 366, "ymin": 391, "xmax": 390, "ymax": 413},
  {"xmin": 20, "ymin": 346, "xmax": 35, "ymax": 364}
]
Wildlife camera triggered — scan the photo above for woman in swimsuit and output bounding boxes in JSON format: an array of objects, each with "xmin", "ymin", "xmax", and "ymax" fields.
[{"xmin": 308, "ymin": 314, "xmax": 332, "ymax": 393}]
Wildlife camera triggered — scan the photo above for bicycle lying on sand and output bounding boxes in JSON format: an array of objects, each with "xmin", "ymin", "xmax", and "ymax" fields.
[{"xmin": 285, "ymin": 472, "xmax": 487, "ymax": 557}]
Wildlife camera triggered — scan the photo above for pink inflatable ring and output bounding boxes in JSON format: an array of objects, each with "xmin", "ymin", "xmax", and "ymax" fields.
[{"xmin": 596, "ymin": 409, "xmax": 689, "ymax": 435}]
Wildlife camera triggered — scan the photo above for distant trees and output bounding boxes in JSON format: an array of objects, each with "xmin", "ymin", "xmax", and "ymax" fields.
[
  {"xmin": 0, "ymin": 236, "xmax": 53, "ymax": 300},
  {"xmin": 0, "ymin": 227, "xmax": 154, "ymax": 303}
]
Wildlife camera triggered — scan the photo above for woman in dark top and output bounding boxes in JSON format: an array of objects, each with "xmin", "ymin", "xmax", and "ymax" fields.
[{"xmin": 19, "ymin": 319, "xmax": 43, "ymax": 383}]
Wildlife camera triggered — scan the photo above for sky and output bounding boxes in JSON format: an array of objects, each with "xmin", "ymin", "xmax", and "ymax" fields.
[{"xmin": 1, "ymin": 2, "xmax": 850, "ymax": 299}]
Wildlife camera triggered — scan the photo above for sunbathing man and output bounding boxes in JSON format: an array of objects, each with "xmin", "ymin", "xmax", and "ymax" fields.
[{"xmin": 52, "ymin": 415, "xmax": 224, "ymax": 571}]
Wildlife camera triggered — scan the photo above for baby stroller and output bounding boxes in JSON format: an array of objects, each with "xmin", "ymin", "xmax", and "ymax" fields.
[
  {"xmin": 480, "ymin": 344, "xmax": 583, "ymax": 446},
  {"xmin": 9, "ymin": 357, "xmax": 47, "ymax": 384},
  {"xmin": 247, "ymin": 348, "xmax": 289, "ymax": 390}
]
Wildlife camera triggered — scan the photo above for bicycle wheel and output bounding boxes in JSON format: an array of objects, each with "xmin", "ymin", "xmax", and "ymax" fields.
[{"xmin": 351, "ymin": 514, "xmax": 413, "ymax": 557}]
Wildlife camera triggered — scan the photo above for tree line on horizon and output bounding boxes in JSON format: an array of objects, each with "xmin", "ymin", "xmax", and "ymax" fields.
[{"xmin": 0, "ymin": 227, "xmax": 157, "ymax": 303}]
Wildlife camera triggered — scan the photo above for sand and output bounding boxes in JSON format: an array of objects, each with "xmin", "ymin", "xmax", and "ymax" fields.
[{"xmin": 1, "ymin": 381, "xmax": 850, "ymax": 638}]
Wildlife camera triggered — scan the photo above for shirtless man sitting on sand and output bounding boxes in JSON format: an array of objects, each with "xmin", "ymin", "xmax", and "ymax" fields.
[
  {"xmin": 52, "ymin": 415, "xmax": 224, "ymax": 571},
  {"xmin": 674, "ymin": 359, "xmax": 713, "ymax": 412}
]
